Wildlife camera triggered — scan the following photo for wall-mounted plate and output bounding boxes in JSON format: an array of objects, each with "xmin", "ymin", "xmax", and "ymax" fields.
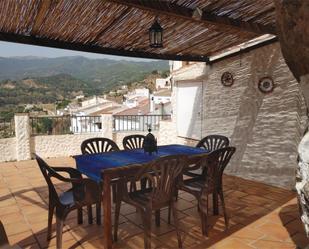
[
  {"xmin": 221, "ymin": 72, "xmax": 234, "ymax": 87},
  {"xmin": 258, "ymin": 77, "xmax": 275, "ymax": 93}
]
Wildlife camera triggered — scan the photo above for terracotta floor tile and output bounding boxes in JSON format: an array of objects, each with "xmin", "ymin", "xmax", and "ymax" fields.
[
  {"xmin": 8, "ymin": 230, "xmax": 36, "ymax": 247},
  {"xmin": 230, "ymin": 227, "xmax": 264, "ymax": 241},
  {"xmin": 5, "ymin": 222, "xmax": 31, "ymax": 236},
  {"xmin": 0, "ymin": 159, "xmax": 304, "ymax": 248},
  {"xmin": 174, "ymin": 199, "xmax": 196, "ymax": 211},
  {"xmin": 251, "ymin": 235, "xmax": 296, "ymax": 249},
  {"xmin": 115, "ymin": 222, "xmax": 143, "ymax": 240},
  {"xmin": 36, "ymin": 230, "xmax": 76, "ymax": 248},
  {"xmin": 256, "ymin": 222, "xmax": 292, "ymax": 241},
  {"xmin": 212, "ymin": 238, "xmax": 255, "ymax": 249},
  {"xmin": 158, "ymin": 230, "xmax": 199, "ymax": 248}
]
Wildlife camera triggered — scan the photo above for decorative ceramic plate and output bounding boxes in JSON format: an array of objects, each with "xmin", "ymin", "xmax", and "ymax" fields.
[
  {"xmin": 258, "ymin": 77, "xmax": 274, "ymax": 93},
  {"xmin": 221, "ymin": 72, "xmax": 234, "ymax": 87}
]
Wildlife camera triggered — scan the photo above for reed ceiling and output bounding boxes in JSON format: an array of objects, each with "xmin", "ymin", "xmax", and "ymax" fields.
[{"xmin": 0, "ymin": 0, "xmax": 277, "ymax": 61}]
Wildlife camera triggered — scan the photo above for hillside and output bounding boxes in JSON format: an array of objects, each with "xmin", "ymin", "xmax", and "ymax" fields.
[
  {"xmin": 0, "ymin": 56, "xmax": 168, "ymax": 89},
  {"xmin": 0, "ymin": 56, "xmax": 169, "ymax": 107}
]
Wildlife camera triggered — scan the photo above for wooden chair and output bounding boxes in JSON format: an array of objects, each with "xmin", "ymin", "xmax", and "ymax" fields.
[
  {"xmin": 35, "ymin": 155, "xmax": 102, "ymax": 249},
  {"xmin": 114, "ymin": 155, "xmax": 189, "ymax": 249},
  {"xmin": 81, "ymin": 137, "xmax": 120, "ymax": 154},
  {"xmin": 123, "ymin": 134, "xmax": 145, "ymax": 150},
  {"xmin": 185, "ymin": 135, "xmax": 230, "ymax": 178},
  {"xmin": 179, "ymin": 147, "xmax": 236, "ymax": 235}
]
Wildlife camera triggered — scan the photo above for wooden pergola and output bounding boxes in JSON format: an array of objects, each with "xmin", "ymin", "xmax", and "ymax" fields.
[{"xmin": 0, "ymin": 0, "xmax": 277, "ymax": 63}]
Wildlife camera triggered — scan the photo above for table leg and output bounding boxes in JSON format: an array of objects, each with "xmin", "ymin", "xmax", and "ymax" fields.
[{"xmin": 103, "ymin": 175, "xmax": 112, "ymax": 249}]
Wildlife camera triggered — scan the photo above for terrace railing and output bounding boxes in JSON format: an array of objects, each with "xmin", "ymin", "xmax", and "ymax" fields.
[
  {"xmin": 30, "ymin": 115, "xmax": 101, "ymax": 135},
  {"xmin": 113, "ymin": 114, "xmax": 171, "ymax": 132},
  {"xmin": 0, "ymin": 117, "xmax": 15, "ymax": 138}
]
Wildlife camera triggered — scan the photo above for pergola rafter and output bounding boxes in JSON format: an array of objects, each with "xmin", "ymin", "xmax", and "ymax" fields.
[{"xmin": 108, "ymin": 0, "xmax": 277, "ymax": 35}]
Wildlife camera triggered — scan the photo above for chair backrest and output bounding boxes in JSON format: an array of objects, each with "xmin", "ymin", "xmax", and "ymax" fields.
[
  {"xmin": 204, "ymin": 147, "xmax": 236, "ymax": 189},
  {"xmin": 123, "ymin": 135, "xmax": 145, "ymax": 150},
  {"xmin": 138, "ymin": 155, "xmax": 188, "ymax": 205},
  {"xmin": 0, "ymin": 221, "xmax": 9, "ymax": 246},
  {"xmin": 35, "ymin": 154, "xmax": 61, "ymax": 205},
  {"xmin": 196, "ymin": 135, "xmax": 229, "ymax": 152},
  {"xmin": 81, "ymin": 137, "xmax": 120, "ymax": 154}
]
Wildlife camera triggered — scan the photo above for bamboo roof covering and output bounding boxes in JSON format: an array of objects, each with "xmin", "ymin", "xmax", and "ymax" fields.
[{"xmin": 0, "ymin": 0, "xmax": 277, "ymax": 62}]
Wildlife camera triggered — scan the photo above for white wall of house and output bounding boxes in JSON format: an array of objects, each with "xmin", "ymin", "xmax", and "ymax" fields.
[
  {"xmin": 70, "ymin": 116, "xmax": 102, "ymax": 134},
  {"xmin": 170, "ymin": 42, "xmax": 307, "ymax": 189},
  {"xmin": 155, "ymin": 77, "xmax": 171, "ymax": 90}
]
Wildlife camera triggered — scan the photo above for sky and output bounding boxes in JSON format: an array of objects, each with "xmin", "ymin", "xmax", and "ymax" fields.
[{"xmin": 0, "ymin": 41, "xmax": 154, "ymax": 61}]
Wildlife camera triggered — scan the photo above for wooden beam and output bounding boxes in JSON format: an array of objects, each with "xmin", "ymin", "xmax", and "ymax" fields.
[
  {"xmin": 0, "ymin": 32, "xmax": 210, "ymax": 62},
  {"xmin": 31, "ymin": 0, "xmax": 52, "ymax": 34},
  {"xmin": 108, "ymin": 0, "xmax": 277, "ymax": 35},
  {"xmin": 208, "ymin": 36, "xmax": 278, "ymax": 64},
  {"xmin": 201, "ymin": 11, "xmax": 277, "ymax": 36}
]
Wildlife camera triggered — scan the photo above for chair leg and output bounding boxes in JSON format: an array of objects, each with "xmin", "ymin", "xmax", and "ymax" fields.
[
  {"xmin": 112, "ymin": 184, "xmax": 117, "ymax": 203},
  {"xmin": 171, "ymin": 201, "xmax": 182, "ymax": 249},
  {"xmin": 141, "ymin": 178, "xmax": 147, "ymax": 190},
  {"xmin": 56, "ymin": 215, "xmax": 65, "ymax": 249},
  {"xmin": 47, "ymin": 203, "xmax": 55, "ymax": 240},
  {"xmin": 213, "ymin": 191, "xmax": 219, "ymax": 215},
  {"xmin": 219, "ymin": 190, "xmax": 228, "ymax": 230},
  {"xmin": 87, "ymin": 205, "xmax": 93, "ymax": 224},
  {"xmin": 142, "ymin": 209, "xmax": 152, "ymax": 249},
  {"xmin": 77, "ymin": 208, "xmax": 83, "ymax": 225},
  {"xmin": 167, "ymin": 205, "xmax": 172, "ymax": 224},
  {"xmin": 200, "ymin": 212, "xmax": 208, "ymax": 236},
  {"xmin": 199, "ymin": 194, "xmax": 209, "ymax": 236},
  {"xmin": 155, "ymin": 210, "xmax": 160, "ymax": 227},
  {"xmin": 96, "ymin": 202, "xmax": 101, "ymax": 225},
  {"xmin": 113, "ymin": 198, "xmax": 121, "ymax": 241},
  {"xmin": 175, "ymin": 189, "xmax": 179, "ymax": 201}
]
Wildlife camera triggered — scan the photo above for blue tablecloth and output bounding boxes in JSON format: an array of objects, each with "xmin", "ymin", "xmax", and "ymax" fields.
[{"xmin": 74, "ymin": 144, "xmax": 207, "ymax": 182}]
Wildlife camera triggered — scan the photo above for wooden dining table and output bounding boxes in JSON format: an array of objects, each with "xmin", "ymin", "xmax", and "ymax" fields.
[{"xmin": 74, "ymin": 144, "xmax": 209, "ymax": 249}]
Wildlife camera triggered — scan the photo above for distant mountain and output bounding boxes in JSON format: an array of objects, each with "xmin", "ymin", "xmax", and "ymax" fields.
[
  {"xmin": 0, "ymin": 56, "xmax": 169, "ymax": 107},
  {"xmin": 0, "ymin": 56, "xmax": 169, "ymax": 90}
]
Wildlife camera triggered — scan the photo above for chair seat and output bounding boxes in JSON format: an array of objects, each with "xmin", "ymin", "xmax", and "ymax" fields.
[
  {"xmin": 125, "ymin": 188, "xmax": 167, "ymax": 210},
  {"xmin": 59, "ymin": 190, "xmax": 75, "ymax": 206},
  {"xmin": 181, "ymin": 178, "xmax": 215, "ymax": 198}
]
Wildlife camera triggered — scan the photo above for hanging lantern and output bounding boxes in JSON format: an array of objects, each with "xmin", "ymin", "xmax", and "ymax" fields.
[{"xmin": 149, "ymin": 17, "xmax": 163, "ymax": 48}]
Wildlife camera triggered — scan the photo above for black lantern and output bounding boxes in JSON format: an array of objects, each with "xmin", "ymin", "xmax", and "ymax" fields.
[
  {"xmin": 143, "ymin": 128, "xmax": 158, "ymax": 155},
  {"xmin": 149, "ymin": 18, "xmax": 163, "ymax": 48}
]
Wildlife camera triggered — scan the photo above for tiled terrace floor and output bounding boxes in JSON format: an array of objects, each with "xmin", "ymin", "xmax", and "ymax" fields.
[{"xmin": 0, "ymin": 157, "xmax": 308, "ymax": 249}]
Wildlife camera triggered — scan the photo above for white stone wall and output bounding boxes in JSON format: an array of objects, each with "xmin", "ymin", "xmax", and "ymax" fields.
[
  {"xmin": 15, "ymin": 114, "xmax": 31, "ymax": 161},
  {"xmin": 0, "ymin": 137, "xmax": 17, "ymax": 162},
  {"xmin": 31, "ymin": 133, "xmax": 103, "ymax": 158},
  {"xmin": 158, "ymin": 120, "xmax": 198, "ymax": 146},
  {"xmin": 170, "ymin": 42, "xmax": 307, "ymax": 189}
]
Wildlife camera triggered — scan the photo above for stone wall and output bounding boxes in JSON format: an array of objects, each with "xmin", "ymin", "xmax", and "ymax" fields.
[
  {"xmin": 171, "ymin": 42, "xmax": 307, "ymax": 189},
  {"xmin": 0, "ymin": 137, "xmax": 16, "ymax": 162},
  {"xmin": 31, "ymin": 133, "xmax": 103, "ymax": 158},
  {"xmin": 158, "ymin": 120, "xmax": 198, "ymax": 146}
]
